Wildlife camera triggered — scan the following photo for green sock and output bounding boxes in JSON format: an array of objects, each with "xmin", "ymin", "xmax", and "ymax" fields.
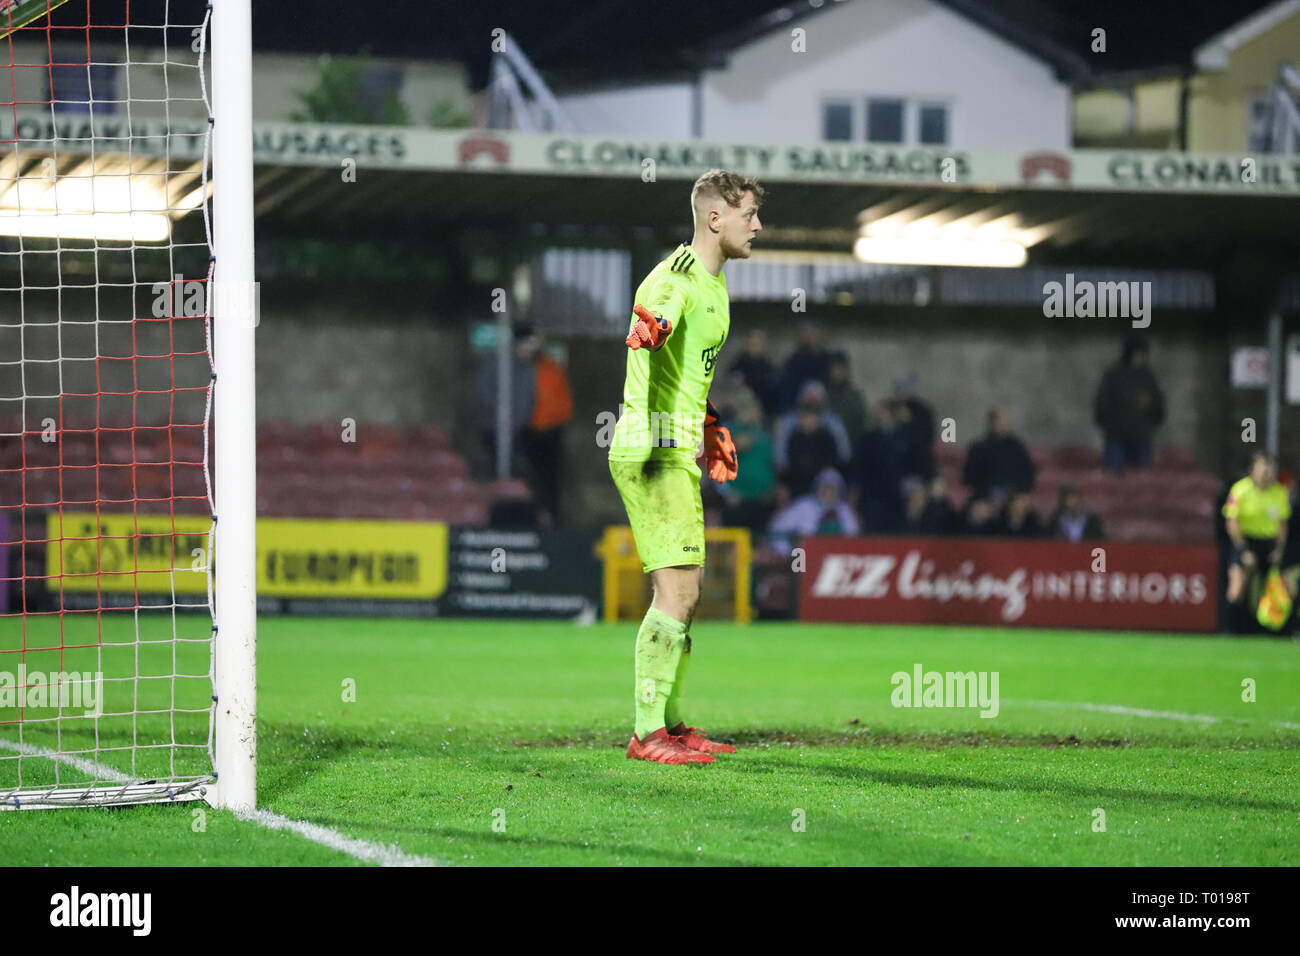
[
  {"xmin": 663, "ymin": 634, "xmax": 692, "ymax": 730},
  {"xmin": 633, "ymin": 607, "xmax": 687, "ymax": 739}
]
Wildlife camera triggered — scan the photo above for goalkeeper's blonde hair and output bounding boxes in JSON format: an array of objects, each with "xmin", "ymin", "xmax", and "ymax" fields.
[{"xmin": 691, "ymin": 169, "xmax": 764, "ymax": 225}]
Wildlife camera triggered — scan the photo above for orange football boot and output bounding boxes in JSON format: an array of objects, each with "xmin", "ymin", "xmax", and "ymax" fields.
[
  {"xmin": 668, "ymin": 722, "xmax": 737, "ymax": 754},
  {"xmin": 626, "ymin": 727, "xmax": 716, "ymax": 765}
]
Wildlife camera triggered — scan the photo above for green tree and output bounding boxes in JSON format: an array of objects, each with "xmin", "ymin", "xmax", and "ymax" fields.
[
  {"xmin": 292, "ymin": 52, "xmax": 410, "ymax": 126},
  {"xmin": 428, "ymin": 98, "xmax": 473, "ymax": 129}
]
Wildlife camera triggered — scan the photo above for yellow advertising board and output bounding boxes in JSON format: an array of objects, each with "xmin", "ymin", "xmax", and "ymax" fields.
[
  {"xmin": 47, "ymin": 514, "xmax": 448, "ymax": 600},
  {"xmin": 257, "ymin": 518, "xmax": 447, "ymax": 600},
  {"xmin": 46, "ymin": 512, "xmax": 211, "ymax": 596}
]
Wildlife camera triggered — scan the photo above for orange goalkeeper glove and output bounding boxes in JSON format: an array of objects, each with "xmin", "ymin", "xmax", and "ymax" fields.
[
  {"xmin": 700, "ymin": 400, "xmax": 739, "ymax": 483},
  {"xmin": 626, "ymin": 304, "xmax": 672, "ymax": 351}
]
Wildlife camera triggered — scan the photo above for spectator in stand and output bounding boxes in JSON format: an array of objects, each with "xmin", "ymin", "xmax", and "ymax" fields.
[
  {"xmin": 769, "ymin": 467, "xmax": 860, "ymax": 544},
  {"xmin": 825, "ymin": 351, "xmax": 867, "ymax": 442},
  {"xmin": 515, "ymin": 324, "xmax": 573, "ymax": 527},
  {"xmin": 729, "ymin": 329, "xmax": 780, "ymax": 418},
  {"xmin": 891, "ymin": 372, "xmax": 936, "ymax": 481},
  {"xmin": 1094, "ymin": 333, "xmax": 1166, "ymax": 473},
  {"xmin": 962, "ymin": 408, "xmax": 1036, "ymax": 503},
  {"xmin": 957, "ymin": 496, "xmax": 1000, "ymax": 536},
  {"xmin": 997, "ymin": 490, "xmax": 1043, "ymax": 538},
  {"xmin": 1048, "ymin": 483, "xmax": 1105, "ymax": 541},
  {"xmin": 850, "ymin": 400, "xmax": 907, "ymax": 533},
  {"xmin": 774, "ymin": 380, "xmax": 852, "ymax": 497},
  {"xmin": 475, "ymin": 321, "xmax": 538, "ymax": 467},
  {"xmin": 902, "ymin": 475, "xmax": 957, "ymax": 535},
  {"xmin": 777, "ymin": 320, "xmax": 831, "ymax": 411},
  {"xmin": 708, "ymin": 364, "xmax": 760, "ymax": 429},
  {"xmin": 717, "ymin": 393, "xmax": 776, "ymax": 532}
]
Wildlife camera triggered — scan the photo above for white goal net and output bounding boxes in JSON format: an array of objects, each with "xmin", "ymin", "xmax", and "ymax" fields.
[{"xmin": 0, "ymin": 0, "xmax": 251, "ymax": 809}]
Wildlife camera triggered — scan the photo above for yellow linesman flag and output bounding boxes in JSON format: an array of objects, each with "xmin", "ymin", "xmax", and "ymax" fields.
[{"xmin": 1256, "ymin": 567, "xmax": 1293, "ymax": 632}]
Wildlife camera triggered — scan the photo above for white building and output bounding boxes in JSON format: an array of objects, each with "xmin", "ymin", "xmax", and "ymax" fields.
[{"xmin": 556, "ymin": 0, "xmax": 1088, "ymax": 149}]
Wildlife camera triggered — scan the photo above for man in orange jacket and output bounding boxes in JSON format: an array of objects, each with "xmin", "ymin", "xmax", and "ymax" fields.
[{"xmin": 517, "ymin": 324, "xmax": 573, "ymax": 526}]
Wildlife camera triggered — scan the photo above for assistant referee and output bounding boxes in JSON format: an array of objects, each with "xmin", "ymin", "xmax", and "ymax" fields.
[{"xmin": 1222, "ymin": 451, "xmax": 1291, "ymax": 626}]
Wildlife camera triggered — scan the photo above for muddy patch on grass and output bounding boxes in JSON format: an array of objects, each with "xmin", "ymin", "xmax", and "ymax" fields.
[{"xmin": 511, "ymin": 727, "xmax": 1134, "ymax": 750}]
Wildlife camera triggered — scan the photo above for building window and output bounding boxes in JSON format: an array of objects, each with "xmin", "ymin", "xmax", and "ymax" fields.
[
  {"xmin": 1247, "ymin": 92, "xmax": 1274, "ymax": 152},
  {"xmin": 357, "ymin": 65, "xmax": 405, "ymax": 123},
  {"xmin": 821, "ymin": 98, "xmax": 952, "ymax": 145},
  {"xmin": 49, "ymin": 61, "xmax": 118, "ymax": 114},
  {"xmin": 823, "ymin": 101, "xmax": 853, "ymax": 141},
  {"xmin": 918, "ymin": 103, "xmax": 948, "ymax": 145},
  {"xmin": 866, "ymin": 98, "xmax": 904, "ymax": 143}
]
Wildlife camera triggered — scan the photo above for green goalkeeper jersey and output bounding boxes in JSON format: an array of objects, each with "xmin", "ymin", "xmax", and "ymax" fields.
[{"xmin": 609, "ymin": 243, "xmax": 730, "ymax": 464}]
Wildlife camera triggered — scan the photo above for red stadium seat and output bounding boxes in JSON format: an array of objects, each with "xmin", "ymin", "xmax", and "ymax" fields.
[
  {"xmin": 405, "ymin": 424, "xmax": 451, "ymax": 450},
  {"xmin": 1106, "ymin": 517, "xmax": 1177, "ymax": 543},
  {"xmin": 1154, "ymin": 446, "xmax": 1197, "ymax": 469},
  {"xmin": 1051, "ymin": 444, "xmax": 1102, "ymax": 468}
]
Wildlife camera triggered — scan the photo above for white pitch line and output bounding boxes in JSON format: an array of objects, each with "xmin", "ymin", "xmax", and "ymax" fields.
[
  {"xmin": 0, "ymin": 738, "xmax": 441, "ymax": 866},
  {"xmin": 1008, "ymin": 699, "xmax": 1300, "ymax": 730},
  {"xmin": 0, "ymin": 738, "xmax": 133, "ymax": 781},
  {"xmin": 233, "ymin": 807, "xmax": 440, "ymax": 867}
]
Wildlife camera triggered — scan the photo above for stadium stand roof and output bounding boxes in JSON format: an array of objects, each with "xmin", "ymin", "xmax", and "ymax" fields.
[
  {"xmin": 236, "ymin": 126, "xmax": 1300, "ymax": 273},
  {"xmin": 2, "ymin": 113, "xmax": 1296, "ymax": 275}
]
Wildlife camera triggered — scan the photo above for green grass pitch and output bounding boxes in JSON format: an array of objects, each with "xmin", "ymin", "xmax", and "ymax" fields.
[{"xmin": 1, "ymin": 616, "xmax": 1297, "ymax": 866}]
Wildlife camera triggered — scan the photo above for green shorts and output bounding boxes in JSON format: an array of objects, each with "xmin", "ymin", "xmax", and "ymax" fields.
[{"xmin": 609, "ymin": 457, "xmax": 705, "ymax": 572}]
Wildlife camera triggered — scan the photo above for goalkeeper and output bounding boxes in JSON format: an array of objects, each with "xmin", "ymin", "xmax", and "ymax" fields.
[{"xmin": 609, "ymin": 169, "xmax": 763, "ymax": 765}]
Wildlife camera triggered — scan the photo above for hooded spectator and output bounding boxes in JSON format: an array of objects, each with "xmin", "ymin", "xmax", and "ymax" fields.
[
  {"xmin": 1094, "ymin": 334, "xmax": 1165, "ymax": 473},
  {"xmin": 770, "ymin": 467, "xmax": 860, "ymax": 540}
]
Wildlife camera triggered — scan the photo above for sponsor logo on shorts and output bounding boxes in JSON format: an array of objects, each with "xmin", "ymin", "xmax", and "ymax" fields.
[{"xmin": 683, "ymin": 545, "xmax": 701, "ymax": 553}]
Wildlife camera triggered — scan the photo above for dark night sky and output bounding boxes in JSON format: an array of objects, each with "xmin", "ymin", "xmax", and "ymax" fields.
[{"xmin": 60, "ymin": 0, "xmax": 1279, "ymax": 86}]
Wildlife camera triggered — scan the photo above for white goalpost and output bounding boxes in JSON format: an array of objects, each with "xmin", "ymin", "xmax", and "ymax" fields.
[
  {"xmin": 0, "ymin": 0, "xmax": 255, "ymax": 810},
  {"xmin": 210, "ymin": 0, "xmax": 257, "ymax": 813},
  {"xmin": 209, "ymin": 0, "xmax": 254, "ymax": 816}
]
